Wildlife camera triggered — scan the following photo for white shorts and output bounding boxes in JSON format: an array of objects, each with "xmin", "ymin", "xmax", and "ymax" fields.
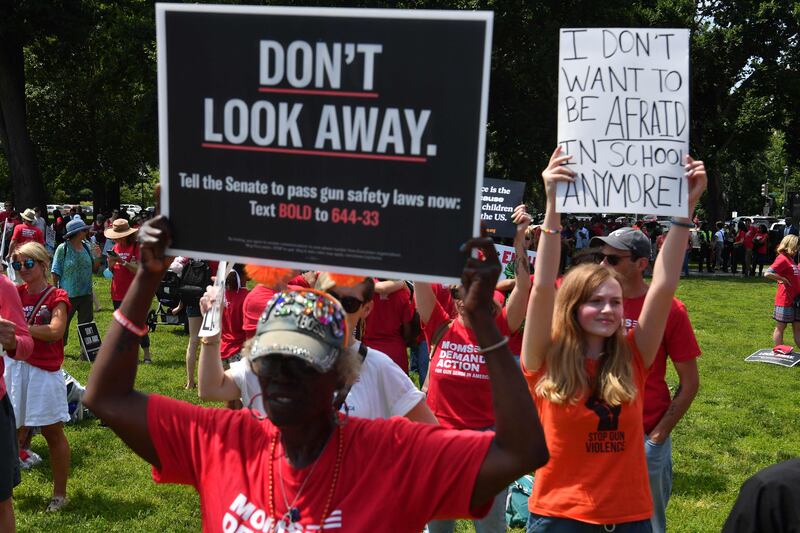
[{"xmin": 4, "ymin": 358, "xmax": 69, "ymax": 428}]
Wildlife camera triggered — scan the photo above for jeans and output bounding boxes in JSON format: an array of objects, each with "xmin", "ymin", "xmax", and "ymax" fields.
[
  {"xmin": 64, "ymin": 293, "xmax": 94, "ymax": 344},
  {"xmin": 411, "ymin": 340, "xmax": 430, "ymax": 388},
  {"xmin": 428, "ymin": 488, "xmax": 507, "ymax": 533},
  {"xmin": 645, "ymin": 435, "xmax": 673, "ymax": 533},
  {"xmin": 682, "ymin": 251, "xmax": 689, "ymax": 276},
  {"xmin": 527, "ymin": 513, "xmax": 652, "ymax": 532}
]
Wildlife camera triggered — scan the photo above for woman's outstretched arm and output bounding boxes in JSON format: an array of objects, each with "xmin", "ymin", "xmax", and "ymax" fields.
[
  {"xmin": 83, "ymin": 216, "xmax": 173, "ymax": 468},
  {"xmin": 521, "ymin": 146, "xmax": 575, "ymax": 372},
  {"xmin": 635, "ymin": 156, "xmax": 707, "ymax": 367},
  {"xmin": 464, "ymin": 237, "xmax": 548, "ymax": 509}
]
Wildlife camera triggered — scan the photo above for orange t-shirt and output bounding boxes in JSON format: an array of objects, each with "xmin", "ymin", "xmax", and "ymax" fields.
[{"xmin": 522, "ymin": 331, "xmax": 652, "ymax": 525}]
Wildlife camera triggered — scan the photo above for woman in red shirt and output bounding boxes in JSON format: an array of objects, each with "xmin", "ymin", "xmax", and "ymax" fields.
[
  {"xmin": 83, "ymin": 216, "xmax": 548, "ymax": 532},
  {"xmin": 520, "ymin": 147, "xmax": 707, "ymax": 531},
  {"xmin": 765, "ymin": 235, "xmax": 800, "ymax": 347},
  {"xmin": 751, "ymin": 224, "xmax": 769, "ymax": 277},
  {"xmin": 105, "ymin": 219, "xmax": 151, "ymax": 363},
  {"xmin": 8, "ymin": 242, "xmax": 71, "ymax": 512}
]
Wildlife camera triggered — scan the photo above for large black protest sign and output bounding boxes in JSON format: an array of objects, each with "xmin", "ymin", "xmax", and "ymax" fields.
[
  {"xmin": 482, "ymin": 178, "xmax": 525, "ymax": 239},
  {"xmin": 157, "ymin": 4, "xmax": 492, "ymax": 283},
  {"xmin": 556, "ymin": 28, "xmax": 690, "ymax": 217}
]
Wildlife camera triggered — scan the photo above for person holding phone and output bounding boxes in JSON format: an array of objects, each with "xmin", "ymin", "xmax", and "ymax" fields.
[{"xmin": 104, "ymin": 219, "xmax": 152, "ymax": 363}]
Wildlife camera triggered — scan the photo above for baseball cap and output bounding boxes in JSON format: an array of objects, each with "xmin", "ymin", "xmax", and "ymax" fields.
[
  {"xmin": 249, "ymin": 289, "xmax": 348, "ymax": 373},
  {"xmin": 590, "ymin": 227, "xmax": 651, "ymax": 258}
]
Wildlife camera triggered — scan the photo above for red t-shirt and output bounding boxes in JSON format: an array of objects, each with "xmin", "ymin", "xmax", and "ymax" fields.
[
  {"xmin": 768, "ymin": 254, "xmax": 800, "ymax": 307},
  {"xmin": 110, "ymin": 241, "xmax": 139, "ymax": 301},
  {"xmin": 221, "ymin": 287, "xmax": 249, "ymax": 360},
  {"xmin": 424, "ymin": 302, "xmax": 512, "ymax": 430},
  {"xmin": 11, "ymin": 223, "xmax": 44, "ymax": 246},
  {"xmin": 522, "ymin": 332, "xmax": 652, "ymax": 524},
  {"xmin": 744, "ymin": 228, "xmax": 756, "ymax": 250},
  {"xmin": 363, "ymin": 287, "xmax": 414, "ymax": 372},
  {"xmin": 147, "ymin": 394, "xmax": 494, "ymax": 531},
  {"xmin": 754, "ymin": 232, "xmax": 768, "ymax": 254},
  {"xmin": 624, "ymin": 294, "xmax": 701, "ymax": 434},
  {"xmin": 18, "ymin": 285, "xmax": 71, "ymax": 371},
  {"xmin": 242, "ymin": 284, "xmax": 277, "ymax": 339}
]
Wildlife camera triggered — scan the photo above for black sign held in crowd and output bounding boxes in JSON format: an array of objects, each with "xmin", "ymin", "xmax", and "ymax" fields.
[
  {"xmin": 482, "ymin": 178, "xmax": 525, "ymax": 239},
  {"xmin": 78, "ymin": 322, "xmax": 102, "ymax": 362},
  {"xmin": 745, "ymin": 348, "xmax": 800, "ymax": 368},
  {"xmin": 157, "ymin": 4, "xmax": 493, "ymax": 283}
]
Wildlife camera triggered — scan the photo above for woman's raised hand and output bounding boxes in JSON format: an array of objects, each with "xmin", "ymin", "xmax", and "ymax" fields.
[
  {"xmin": 199, "ymin": 285, "xmax": 220, "ymax": 316},
  {"xmin": 542, "ymin": 145, "xmax": 576, "ymax": 202},
  {"xmin": 460, "ymin": 237, "xmax": 501, "ymax": 319},
  {"xmin": 137, "ymin": 216, "xmax": 173, "ymax": 275},
  {"xmin": 684, "ymin": 155, "xmax": 708, "ymax": 213}
]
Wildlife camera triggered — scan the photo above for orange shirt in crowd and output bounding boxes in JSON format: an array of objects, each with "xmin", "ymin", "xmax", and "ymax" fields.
[{"xmin": 522, "ymin": 331, "xmax": 652, "ymax": 525}]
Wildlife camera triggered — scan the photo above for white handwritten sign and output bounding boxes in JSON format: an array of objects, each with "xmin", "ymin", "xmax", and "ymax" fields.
[{"xmin": 556, "ymin": 28, "xmax": 690, "ymax": 216}]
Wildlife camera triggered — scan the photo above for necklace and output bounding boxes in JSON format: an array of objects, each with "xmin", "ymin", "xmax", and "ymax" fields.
[{"xmin": 268, "ymin": 420, "xmax": 344, "ymax": 532}]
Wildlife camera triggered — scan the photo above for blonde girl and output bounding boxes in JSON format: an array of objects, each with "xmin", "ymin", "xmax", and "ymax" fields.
[{"xmin": 520, "ymin": 146, "xmax": 707, "ymax": 532}]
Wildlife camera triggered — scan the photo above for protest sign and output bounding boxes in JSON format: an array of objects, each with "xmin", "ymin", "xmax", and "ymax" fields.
[
  {"xmin": 199, "ymin": 261, "xmax": 230, "ymax": 338},
  {"xmin": 556, "ymin": 28, "xmax": 690, "ymax": 217},
  {"xmin": 745, "ymin": 348, "xmax": 800, "ymax": 368},
  {"xmin": 494, "ymin": 243, "xmax": 535, "ymax": 281},
  {"xmin": 482, "ymin": 178, "xmax": 525, "ymax": 238},
  {"xmin": 156, "ymin": 4, "xmax": 493, "ymax": 283},
  {"xmin": 77, "ymin": 322, "xmax": 102, "ymax": 362}
]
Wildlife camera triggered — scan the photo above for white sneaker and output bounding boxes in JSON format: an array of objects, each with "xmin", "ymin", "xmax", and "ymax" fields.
[
  {"xmin": 24, "ymin": 449, "xmax": 42, "ymax": 468},
  {"xmin": 45, "ymin": 496, "xmax": 69, "ymax": 512}
]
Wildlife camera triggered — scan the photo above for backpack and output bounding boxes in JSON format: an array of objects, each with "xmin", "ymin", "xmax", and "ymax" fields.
[
  {"xmin": 505, "ymin": 474, "xmax": 534, "ymax": 527},
  {"xmin": 179, "ymin": 259, "xmax": 212, "ymax": 303}
]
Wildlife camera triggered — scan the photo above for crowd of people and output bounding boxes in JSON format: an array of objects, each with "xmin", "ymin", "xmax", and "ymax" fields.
[{"xmin": 0, "ymin": 153, "xmax": 794, "ymax": 532}]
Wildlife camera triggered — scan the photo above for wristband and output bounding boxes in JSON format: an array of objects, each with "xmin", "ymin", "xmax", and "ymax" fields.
[
  {"xmin": 540, "ymin": 226, "xmax": 562, "ymax": 235},
  {"xmin": 479, "ymin": 336, "xmax": 509, "ymax": 354},
  {"xmin": 113, "ymin": 309, "xmax": 148, "ymax": 337},
  {"xmin": 670, "ymin": 218, "xmax": 694, "ymax": 229}
]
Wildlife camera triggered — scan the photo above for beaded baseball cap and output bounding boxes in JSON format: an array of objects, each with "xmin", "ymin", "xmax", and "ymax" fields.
[{"xmin": 249, "ymin": 289, "xmax": 348, "ymax": 373}]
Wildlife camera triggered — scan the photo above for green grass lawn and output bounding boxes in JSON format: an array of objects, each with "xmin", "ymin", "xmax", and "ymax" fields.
[{"xmin": 12, "ymin": 275, "xmax": 796, "ymax": 532}]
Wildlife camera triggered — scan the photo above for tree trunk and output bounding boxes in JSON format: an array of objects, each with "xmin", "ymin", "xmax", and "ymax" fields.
[
  {"xmin": 706, "ymin": 165, "xmax": 726, "ymax": 223},
  {"xmin": 0, "ymin": 35, "xmax": 46, "ymax": 213}
]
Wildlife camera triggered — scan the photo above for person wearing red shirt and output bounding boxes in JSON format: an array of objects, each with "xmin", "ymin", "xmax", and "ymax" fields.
[
  {"xmin": 416, "ymin": 207, "xmax": 531, "ymax": 533},
  {"xmin": 0, "ymin": 273, "xmax": 34, "ymax": 531},
  {"xmin": 8, "ymin": 210, "xmax": 44, "ymax": 256},
  {"xmin": 743, "ymin": 221, "xmax": 757, "ymax": 277},
  {"xmin": 105, "ymin": 219, "xmax": 151, "ymax": 363},
  {"xmin": 83, "ymin": 216, "xmax": 548, "ymax": 532},
  {"xmin": 765, "ymin": 235, "xmax": 800, "ymax": 347},
  {"xmin": 521, "ymin": 147, "xmax": 706, "ymax": 533},
  {"xmin": 220, "ymin": 265, "xmax": 250, "ymax": 370},
  {"xmin": 362, "ymin": 281, "xmax": 415, "ymax": 372},
  {"xmin": 242, "ymin": 283, "xmax": 278, "ymax": 339},
  {"xmin": 8, "ymin": 242, "xmax": 72, "ymax": 513},
  {"xmin": 590, "ymin": 226, "xmax": 701, "ymax": 532},
  {"xmin": 751, "ymin": 224, "xmax": 769, "ymax": 277},
  {"xmin": 0, "ymin": 201, "xmax": 13, "ymax": 227}
]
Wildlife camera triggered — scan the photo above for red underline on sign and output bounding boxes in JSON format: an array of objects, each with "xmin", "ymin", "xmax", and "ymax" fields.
[
  {"xmin": 200, "ymin": 142, "xmax": 428, "ymax": 163},
  {"xmin": 258, "ymin": 87, "xmax": 379, "ymax": 98}
]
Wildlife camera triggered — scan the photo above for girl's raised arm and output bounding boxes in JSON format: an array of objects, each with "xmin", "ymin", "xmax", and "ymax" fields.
[{"xmin": 521, "ymin": 146, "xmax": 575, "ymax": 372}]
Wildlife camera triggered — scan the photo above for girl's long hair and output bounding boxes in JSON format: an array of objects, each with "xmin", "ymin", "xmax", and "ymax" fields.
[{"xmin": 535, "ymin": 263, "xmax": 637, "ymax": 406}]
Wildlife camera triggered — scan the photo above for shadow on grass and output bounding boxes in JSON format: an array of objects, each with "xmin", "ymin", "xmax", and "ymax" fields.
[
  {"xmin": 15, "ymin": 489, "xmax": 156, "ymax": 519},
  {"xmin": 672, "ymin": 469, "xmax": 728, "ymax": 497}
]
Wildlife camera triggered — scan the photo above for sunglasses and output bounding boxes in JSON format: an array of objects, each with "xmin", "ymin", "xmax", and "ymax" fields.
[
  {"xmin": 593, "ymin": 253, "xmax": 637, "ymax": 266},
  {"xmin": 327, "ymin": 290, "xmax": 364, "ymax": 314},
  {"xmin": 11, "ymin": 259, "xmax": 36, "ymax": 271}
]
